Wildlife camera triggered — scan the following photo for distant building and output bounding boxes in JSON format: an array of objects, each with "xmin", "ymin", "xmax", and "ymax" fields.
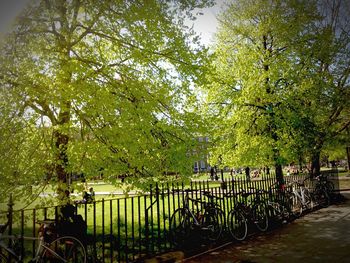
[{"xmin": 193, "ymin": 136, "xmax": 210, "ymax": 172}]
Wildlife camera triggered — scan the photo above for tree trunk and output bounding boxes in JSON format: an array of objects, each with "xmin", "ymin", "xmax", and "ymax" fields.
[
  {"xmin": 299, "ymin": 155, "xmax": 303, "ymax": 171},
  {"xmin": 54, "ymin": 104, "xmax": 71, "ymax": 198},
  {"xmin": 310, "ymin": 150, "xmax": 321, "ymax": 178},
  {"xmin": 346, "ymin": 146, "xmax": 350, "ymax": 171},
  {"xmin": 54, "ymin": 130, "xmax": 69, "ymax": 183},
  {"xmin": 275, "ymin": 164, "xmax": 284, "ymax": 186},
  {"xmin": 273, "ymin": 147, "xmax": 284, "ymax": 186}
]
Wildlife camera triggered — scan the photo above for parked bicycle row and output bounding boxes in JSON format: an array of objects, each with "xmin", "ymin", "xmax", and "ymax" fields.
[
  {"xmin": 0, "ymin": 173, "xmax": 337, "ymax": 262},
  {"xmin": 169, "ymin": 174, "xmax": 336, "ymax": 247}
]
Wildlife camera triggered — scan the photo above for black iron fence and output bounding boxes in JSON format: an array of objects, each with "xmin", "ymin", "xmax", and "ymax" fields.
[{"xmin": 0, "ymin": 171, "xmax": 340, "ymax": 262}]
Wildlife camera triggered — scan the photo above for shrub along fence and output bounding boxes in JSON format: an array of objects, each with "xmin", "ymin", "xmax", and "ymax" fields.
[{"xmin": 0, "ymin": 171, "xmax": 340, "ymax": 262}]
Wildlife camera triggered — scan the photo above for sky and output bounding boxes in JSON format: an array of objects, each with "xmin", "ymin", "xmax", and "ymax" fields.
[
  {"xmin": 0, "ymin": 0, "xmax": 223, "ymax": 46},
  {"xmin": 0, "ymin": 0, "xmax": 30, "ymax": 37},
  {"xmin": 190, "ymin": 2, "xmax": 223, "ymax": 45}
]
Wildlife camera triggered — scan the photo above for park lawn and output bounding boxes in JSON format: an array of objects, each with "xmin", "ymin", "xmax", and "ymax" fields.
[{"xmin": 8, "ymin": 172, "xmax": 350, "ymax": 260}]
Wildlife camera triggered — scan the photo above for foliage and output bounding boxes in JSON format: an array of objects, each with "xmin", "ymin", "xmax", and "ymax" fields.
[
  {"xmin": 203, "ymin": 0, "xmax": 350, "ymax": 177},
  {"xmin": 203, "ymin": 0, "xmax": 319, "ymax": 170},
  {"xmin": 286, "ymin": 0, "xmax": 350, "ymax": 173},
  {"xmin": 0, "ymin": 0, "xmax": 213, "ymax": 204}
]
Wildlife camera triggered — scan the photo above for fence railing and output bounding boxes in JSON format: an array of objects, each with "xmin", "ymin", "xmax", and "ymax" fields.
[{"xmin": 0, "ymin": 172, "xmax": 340, "ymax": 262}]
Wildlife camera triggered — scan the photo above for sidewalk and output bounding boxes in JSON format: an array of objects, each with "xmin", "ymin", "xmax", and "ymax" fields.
[{"xmin": 186, "ymin": 192, "xmax": 350, "ymax": 263}]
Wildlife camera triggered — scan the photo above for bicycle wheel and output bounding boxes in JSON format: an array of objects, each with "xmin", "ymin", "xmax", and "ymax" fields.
[
  {"xmin": 169, "ymin": 208, "xmax": 192, "ymax": 247},
  {"xmin": 227, "ymin": 209, "xmax": 247, "ymax": 241},
  {"xmin": 0, "ymin": 248, "xmax": 20, "ymax": 263},
  {"xmin": 0, "ymin": 251, "xmax": 12, "ymax": 263},
  {"xmin": 253, "ymin": 203, "xmax": 268, "ymax": 232},
  {"xmin": 325, "ymin": 181, "xmax": 335, "ymax": 195},
  {"xmin": 314, "ymin": 189, "xmax": 330, "ymax": 208},
  {"xmin": 303, "ymin": 189, "xmax": 315, "ymax": 210},
  {"xmin": 267, "ymin": 202, "xmax": 283, "ymax": 225},
  {"xmin": 202, "ymin": 208, "xmax": 223, "ymax": 242},
  {"xmin": 282, "ymin": 192, "xmax": 293, "ymax": 217},
  {"xmin": 290, "ymin": 193, "xmax": 302, "ymax": 217},
  {"xmin": 39, "ymin": 236, "xmax": 86, "ymax": 263}
]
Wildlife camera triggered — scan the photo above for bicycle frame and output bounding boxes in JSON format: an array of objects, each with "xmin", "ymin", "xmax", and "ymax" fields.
[
  {"xmin": 182, "ymin": 192, "xmax": 207, "ymax": 226},
  {"xmin": 181, "ymin": 190, "xmax": 223, "ymax": 231},
  {"xmin": 234, "ymin": 191, "xmax": 263, "ymax": 223},
  {"xmin": 235, "ymin": 199, "xmax": 256, "ymax": 222},
  {"xmin": 291, "ymin": 184, "xmax": 310, "ymax": 206},
  {"xmin": 0, "ymin": 234, "xmax": 42, "ymax": 262},
  {"xmin": 0, "ymin": 237, "xmax": 20, "ymax": 261},
  {"xmin": 0, "ymin": 231, "xmax": 74, "ymax": 262},
  {"xmin": 169, "ymin": 190, "xmax": 224, "ymax": 247}
]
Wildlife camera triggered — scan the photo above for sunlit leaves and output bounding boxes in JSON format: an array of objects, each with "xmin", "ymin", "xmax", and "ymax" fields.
[
  {"xmin": 0, "ymin": 0, "xmax": 212, "ymax": 204},
  {"xmin": 204, "ymin": 0, "xmax": 322, "ymax": 171}
]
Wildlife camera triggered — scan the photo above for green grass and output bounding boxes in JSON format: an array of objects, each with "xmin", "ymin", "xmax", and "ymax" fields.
[{"xmin": 6, "ymin": 171, "xmax": 350, "ymax": 261}]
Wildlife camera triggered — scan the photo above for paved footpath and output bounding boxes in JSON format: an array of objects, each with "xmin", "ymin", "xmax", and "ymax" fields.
[{"xmin": 186, "ymin": 193, "xmax": 350, "ymax": 263}]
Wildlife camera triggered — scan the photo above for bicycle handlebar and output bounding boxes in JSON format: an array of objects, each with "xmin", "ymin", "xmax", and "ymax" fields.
[
  {"xmin": 224, "ymin": 188, "xmax": 255, "ymax": 198},
  {"xmin": 201, "ymin": 191, "xmax": 224, "ymax": 200},
  {"xmin": 302, "ymin": 177, "xmax": 311, "ymax": 184},
  {"xmin": 287, "ymin": 181, "xmax": 305, "ymax": 187}
]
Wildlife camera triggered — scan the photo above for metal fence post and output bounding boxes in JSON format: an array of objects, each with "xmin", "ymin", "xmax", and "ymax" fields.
[{"xmin": 7, "ymin": 193, "xmax": 13, "ymax": 236}]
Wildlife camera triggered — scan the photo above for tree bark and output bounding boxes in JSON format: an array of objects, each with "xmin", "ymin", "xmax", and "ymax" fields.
[
  {"xmin": 54, "ymin": 130, "xmax": 69, "ymax": 184},
  {"xmin": 275, "ymin": 163, "xmax": 284, "ymax": 186},
  {"xmin": 310, "ymin": 150, "xmax": 321, "ymax": 178},
  {"xmin": 346, "ymin": 146, "xmax": 350, "ymax": 171}
]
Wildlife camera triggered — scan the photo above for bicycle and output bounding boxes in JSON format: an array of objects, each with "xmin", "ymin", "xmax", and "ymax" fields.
[
  {"xmin": 169, "ymin": 189, "xmax": 224, "ymax": 247},
  {"xmin": 287, "ymin": 178, "xmax": 315, "ymax": 217},
  {"xmin": 312, "ymin": 175, "xmax": 331, "ymax": 208},
  {"xmin": 0, "ymin": 217, "xmax": 86, "ymax": 262},
  {"xmin": 312, "ymin": 176, "xmax": 331, "ymax": 208},
  {"xmin": 226, "ymin": 187, "xmax": 268, "ymax": 241},
  {"xmin": 265, "ymin": 183, "xmax": 292, "ymax": 226}
]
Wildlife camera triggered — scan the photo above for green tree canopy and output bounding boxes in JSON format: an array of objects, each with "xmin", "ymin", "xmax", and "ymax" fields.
[
  {"xmin": 203, "ymin": 0, "xmax": 350, "ymax": 181},
  {"xmin": 289, "ymin": 0, "xmax": 350, "ymax": 174},
  {"xmin": 0, "ymin": 0, "xmax": 213, "ymax": 203}
]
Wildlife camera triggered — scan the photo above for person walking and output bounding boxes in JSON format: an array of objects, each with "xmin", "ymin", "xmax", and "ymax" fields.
[{"xmin": 245, "ymin": 166, "xmax": 250, "ymax": 182}]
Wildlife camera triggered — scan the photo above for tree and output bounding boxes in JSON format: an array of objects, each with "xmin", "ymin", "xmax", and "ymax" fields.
[
  {"xmin": 0, "ymin": 0, "xmax": 213, "ymax": 203},
  {"xmin": 204, "ymin": 0, "xmax": 350, "ymax": 181},
  {"xmin": 203, "ymin": 0, "xmax": 321, "ymax": 184},
  {"xmin": 0, "ymin": 86, "xmax": 51, "ymax": 203},
  {"xmin": 292, "ymin": 0, "xmax": 350, "ymax": 176}
]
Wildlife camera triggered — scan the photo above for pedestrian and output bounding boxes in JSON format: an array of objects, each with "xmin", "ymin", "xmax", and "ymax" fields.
[
  {"xmin": 245, "ymin": 166, "xmax": 250, "ymax": 182},
  {"xmin": 89, "ymin": 187, "xmax": 95, "ymax": 201},
  {"xmin": 214, "ymin": 166, "xmax": 219, "ymax": 180},
  {"xmin": 82, "ymin": 187, "xmax": 95, "ymax": 203},
  {"xmin": 210, "ymin": 167, "xmax": 215, "ymax": 180}
]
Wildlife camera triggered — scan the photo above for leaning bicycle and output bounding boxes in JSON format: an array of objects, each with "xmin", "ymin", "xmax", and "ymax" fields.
[
  {"xmin": 226, "ymin": 188, "xmax": 268, "ymax": 241},
  {"xmin": 288, "ymin": 178, "xmax": 315, "ymax": 217},
  {"xmin": 313, "ymin": 175, "xmax": 331, "ymax": 208},
  {"xmin": 169, "ymin": 189, "xmax": 224, "ymax": 247},
  {"xmin": 266, "ymin": 183, "xmax": 292, "ymax": 226},
  {"xmin": 0, "ymin": 217, "xmax": 86, "ymax": 262}
]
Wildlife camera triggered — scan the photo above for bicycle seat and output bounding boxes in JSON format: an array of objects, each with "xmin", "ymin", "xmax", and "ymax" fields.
[
  {"xmin": 37, "ymin": 219, "xmax": 56, "ymax": 227},
  {"xmin": 188, "ymin": 197, "xmax": 202, "ymax": 205}
]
